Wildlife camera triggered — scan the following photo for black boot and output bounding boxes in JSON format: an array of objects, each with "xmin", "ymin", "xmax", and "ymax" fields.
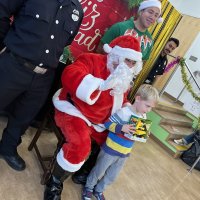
[
  {"xmin": 44, "ymin": 161, "xmax": 71, "ymax": 200},
  {"xmin": 72, "ymin": 140, "xmax": 100, "ymax": 185}
]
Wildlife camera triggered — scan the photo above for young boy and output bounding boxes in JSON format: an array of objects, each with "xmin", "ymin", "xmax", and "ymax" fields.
[{"xmin": 81, "ymin": 84, "xmax": 159, "ymax": 200}]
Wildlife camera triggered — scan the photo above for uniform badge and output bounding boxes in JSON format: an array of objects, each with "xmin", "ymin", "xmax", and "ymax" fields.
[
  {"xmin": 72, "ymin": 9, "xmax": 79, "ymax": 21},
  {"xmin": 73, "ymin": 9, "xmax": 79, "ymax": 15}
]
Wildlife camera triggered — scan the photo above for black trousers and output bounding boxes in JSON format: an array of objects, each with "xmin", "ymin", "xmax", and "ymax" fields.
[
  {"xmin": 0, "ymin": 51, "xmax": 55, "ymax": 155},
  {"xmin": 33, "ymin": 61, "xmax": 66, "ymax": 122}
]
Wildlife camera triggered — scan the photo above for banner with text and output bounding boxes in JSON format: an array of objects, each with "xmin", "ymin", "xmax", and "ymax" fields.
[{"xmin": 69, "ymin": 0, "xmax": 135, "ymax": 58}]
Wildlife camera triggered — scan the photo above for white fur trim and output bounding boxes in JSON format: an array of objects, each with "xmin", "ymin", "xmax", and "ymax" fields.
[
  {"xmin": 76, "ymin": 74, "xmax": 104, "ymax": 105},
  {"xmin": 53, "ymin": 89, "xmax": 92, "ymax": 126},
  {"xmin": 110, "ymin": 46, "xmax": 142, "ymax": 61},
  {"xmin": 103, "ymin": 43, "xmax": 112, "ymax": 53},
  {"xmin": 131, "ymin": 61, "xmax": 143, "ymax": 78},
  {"xmin": 138, "ymin": 0, "xmax": 161, "ymax": 13},
  {"xmin": 53, "ymin": 89, "xmax": 106, "ymax": 132},
  {"xmin": 57, "ymin": 149, "xmax": 85, "ymax": 172},
  {"xmin": 157, "ymin": 17, "xmax": 163, "ymax": 23},
  {"xmin": 111, "ymin": 93, "xmax": 123, "ymax": 114}
]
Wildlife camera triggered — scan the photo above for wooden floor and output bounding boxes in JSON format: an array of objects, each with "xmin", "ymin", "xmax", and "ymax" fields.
[{"xmin": 0, "ymin": 116, "xmax": 200, "ymax": 200}]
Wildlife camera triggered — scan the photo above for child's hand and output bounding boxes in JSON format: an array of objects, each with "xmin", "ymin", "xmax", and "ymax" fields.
[{"xmin": 122, "ymin": 124, "xmax": 136, "ymax": 135}]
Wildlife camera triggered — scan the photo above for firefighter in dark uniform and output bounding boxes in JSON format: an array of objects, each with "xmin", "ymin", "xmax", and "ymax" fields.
[
  {"xmin": 0, "ymin": 0, "xmax": 83, "ymax": 179},
  {"xmin": 145, "ymin": 37, "xmax": 179, "ymax": 84}
]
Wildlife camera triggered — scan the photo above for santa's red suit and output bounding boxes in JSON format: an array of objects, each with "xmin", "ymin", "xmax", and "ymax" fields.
[
  {"xmin": 53, "ymin": 53, "xmax": 129, "ymax": 172},
  {"xmin": 52, "ymin": 35, "xmax": 143, "ymax": 174}
]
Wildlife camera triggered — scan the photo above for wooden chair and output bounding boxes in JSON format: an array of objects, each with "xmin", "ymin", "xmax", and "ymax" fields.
[{"xmin": 28, "ymin": 108, "xmax": 64, "ymax": 184}]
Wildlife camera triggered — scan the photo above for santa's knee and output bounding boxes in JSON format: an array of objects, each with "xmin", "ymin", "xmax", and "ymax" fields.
[{"xmin": 57, "ymin": 140, "xmax": 91, "ymax": 172}]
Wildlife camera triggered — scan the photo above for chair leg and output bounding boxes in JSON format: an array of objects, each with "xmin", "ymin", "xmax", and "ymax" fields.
[
  {"xmin": 28, "ymin": 109, "xmax": 65, "ymax": 186},
  {"xmin": 188, "ymin": 155, "xmax": 200, "ymax": 173},
  {"xmin": 28, "ymin": 116, "xmax": 48, "ymax": 151},
  {"xmin": 41, "ymin": 144, "xmax": 61, "ymax": 185}
]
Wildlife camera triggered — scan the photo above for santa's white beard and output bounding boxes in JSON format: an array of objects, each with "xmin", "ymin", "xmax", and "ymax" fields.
[
  {"xmin": 107, "ymin": 62, "xmax": 134, "ymax": 96},
  {"xmin": 107, "ymin": 53, "xmax": 119, "ymax": 73}
]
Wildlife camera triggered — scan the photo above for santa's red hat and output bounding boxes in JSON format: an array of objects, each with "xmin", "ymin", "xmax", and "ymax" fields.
[{"xmin": 103, "ymin": 35, "xmax": 142, "ymax": 62}]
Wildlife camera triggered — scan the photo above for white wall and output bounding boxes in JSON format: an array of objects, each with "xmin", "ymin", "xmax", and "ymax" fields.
[
  {"xmin": 164, "ymin": 32, "xmax": 200, "ymax": 117},
  {"xmin": 169, "ymin": 0, "xmax": 200, "ymax": 18}
]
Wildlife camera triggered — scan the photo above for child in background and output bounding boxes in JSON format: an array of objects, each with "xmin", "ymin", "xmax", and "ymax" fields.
[
  {"xmin": 174, "ymin": 132, "xmax": 195, "ymax": 146},
  {"xmin": 82, "ymin": 84, "xmax": 159, "ymax": 200}
]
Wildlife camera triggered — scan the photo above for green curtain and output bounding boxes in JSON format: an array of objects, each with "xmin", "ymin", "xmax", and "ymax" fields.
[{"xmin": 129, "ymin": 0, "xmax": 182, "ymax": 102}]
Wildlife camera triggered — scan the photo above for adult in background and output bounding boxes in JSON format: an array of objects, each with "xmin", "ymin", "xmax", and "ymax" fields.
[
  {"xmin": 96, "ymin": 0, "xmax": 163, "ymax": 62},
  {"xmin": 72, "ymin": 0, "xmax": 163, "ymax": 185},
  {"xmin": 0, "ymin": 0, "xmax": 83, "ymax": 171},
  {"xmin": 44, "ymin": 35, "xmax": 143, "ymax": 199},
  {"xmin": 144, "ymin": 37, "xmax": 179, "ymax": 84}
]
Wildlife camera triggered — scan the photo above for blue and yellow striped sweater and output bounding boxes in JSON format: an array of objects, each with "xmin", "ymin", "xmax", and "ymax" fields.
[{"xmin": 102, "ymin": 106, "xmax": 145, "ymax": 157}]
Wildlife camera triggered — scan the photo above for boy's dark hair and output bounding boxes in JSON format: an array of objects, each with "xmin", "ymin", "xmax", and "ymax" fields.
[{"xmin": 168, "ymin": 37, "xmax": 179, "ymax": 47}]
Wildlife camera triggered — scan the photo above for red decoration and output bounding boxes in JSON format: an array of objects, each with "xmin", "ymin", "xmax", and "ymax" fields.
[
  {"xmin": 164, "ymin": 57, "xmax": 181, "ymax": 73},
  {"xmin": 70, "ymin": 0, "xmax": 136, "ymax": 59}
]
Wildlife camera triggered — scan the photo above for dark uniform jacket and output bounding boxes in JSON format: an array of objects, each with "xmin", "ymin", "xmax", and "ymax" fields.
[
  {"xmin": 0, "ymin": 0, "xmax": 83, "ymax": 68},
  {"xmin": 145, "ymin": 54, "xmax": 168, "ymax": 84}
]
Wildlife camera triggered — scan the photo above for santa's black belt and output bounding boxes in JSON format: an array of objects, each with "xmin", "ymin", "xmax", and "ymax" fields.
[{"xmin": 9, "ymin": 51, "xmax": 48, "ymax": 74}]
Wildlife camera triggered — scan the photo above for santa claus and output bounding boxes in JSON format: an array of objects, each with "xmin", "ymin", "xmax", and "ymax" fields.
[{"xmin": 44, "ymin": 35, "xmax": 142, "ymax": 199}]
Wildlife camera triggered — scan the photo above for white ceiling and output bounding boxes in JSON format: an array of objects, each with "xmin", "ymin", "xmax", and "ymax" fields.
[{"xmin": 169, "ymin": 0, "xmax": 200, "ymax": 18}]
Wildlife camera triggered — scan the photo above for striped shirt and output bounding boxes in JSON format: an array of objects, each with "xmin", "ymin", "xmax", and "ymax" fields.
[{"xmin": 102, "ymin": 106, "xmax": 145, "ymax": 157}]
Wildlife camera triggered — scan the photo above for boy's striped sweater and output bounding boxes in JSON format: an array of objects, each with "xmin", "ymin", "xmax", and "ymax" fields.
[{"xmin": 102, "ymin": 106, "xmax": 145, "ymax": 157}]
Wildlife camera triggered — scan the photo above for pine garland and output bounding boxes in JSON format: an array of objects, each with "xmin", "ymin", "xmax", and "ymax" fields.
[
  {"xmin": 179, "ymin": 58, "xmax": 200, "ymax": 129},
  {"xmin": 197, "ymin": 117, "xmax": 200, "ymax": 130},
  {"xmin": 179, "ymin": 58, "xmax": 200, "ymax": 103},
  {"xmin": 128, "ymin": 0, "xmax": 143, "ymax": 9}
]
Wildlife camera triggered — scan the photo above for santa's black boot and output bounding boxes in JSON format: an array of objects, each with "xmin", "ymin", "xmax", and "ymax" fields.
[
  {"xmin": 72, "ymin": 140, "xmax": 100, "ymax": 185},
  {"xmin": 44, "ymin": 161, "xmax": 71, "ymax": 200}
]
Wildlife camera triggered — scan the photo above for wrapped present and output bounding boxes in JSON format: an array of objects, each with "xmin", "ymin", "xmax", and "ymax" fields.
[{"xmin": 124, "ymin": 115, "xmax": 152, "ymax": 143}]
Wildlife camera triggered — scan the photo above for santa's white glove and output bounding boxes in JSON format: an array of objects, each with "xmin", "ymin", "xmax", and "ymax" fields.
[
  {"xmin": 99, "ymin": 75, "xmax": 117, "ymax": 91},
  {"xmin": 99, "ymin": 62, "xmax": 133, "ymax": 92}
]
